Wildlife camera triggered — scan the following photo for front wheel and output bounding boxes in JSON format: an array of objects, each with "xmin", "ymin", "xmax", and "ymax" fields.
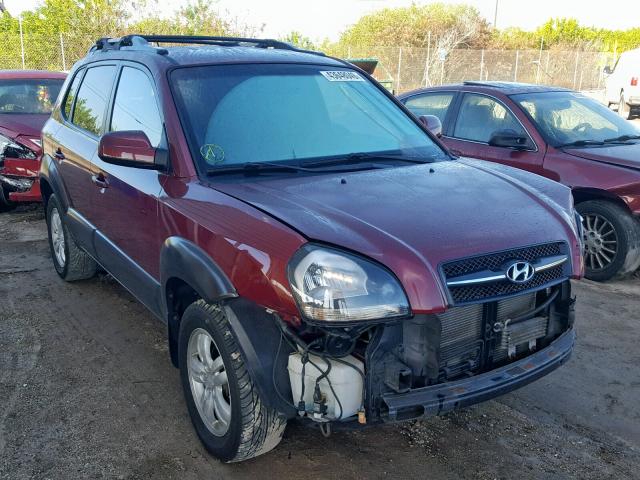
[
  {"xmin": 577, "ymin": 200, "xmax": 640, "ymax": 281},
  {"xmin": 178, "ymin": 300, "xmax": 286, "ymax": 462}
]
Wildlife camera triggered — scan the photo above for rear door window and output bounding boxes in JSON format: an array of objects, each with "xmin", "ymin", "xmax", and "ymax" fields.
[
  {"xmin": 453, "ymin": 93, "xmax": 527, "ymax": 143},
  {"xmin": 72, "ymin": 65, "xmax": 117, "ymax": 136},
  {"xmin": 109, "ymin": 67, "xmax": 163, "ymax": 147},
  {"xmin": 403, "ymin": 92, "xmax": 454, "ymax": 123}
]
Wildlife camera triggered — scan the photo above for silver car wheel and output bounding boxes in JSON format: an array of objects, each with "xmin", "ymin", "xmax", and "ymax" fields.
[
  {"xmin": 187, "ymin": 328, "xmax": 232, "ymax": 437},
  {"xmin": 583, "ymin": 213, "xmax": 618, "ymax": 271},
  {"xmin": 50, "ymin": 207, "xmax": 66, "ymax": 267}
]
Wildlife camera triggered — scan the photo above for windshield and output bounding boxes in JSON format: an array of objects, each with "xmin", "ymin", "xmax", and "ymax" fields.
[
  {"xmin": 0, "ymin": 78, "xmax": 64, "ymax": 114},
  {"xmin": 512, "ymin": 91, "xmax": 640, "ymax": 147},
  {"xmin": 170, "ymin": 64, "xmax": 447, "ymax": 171}
]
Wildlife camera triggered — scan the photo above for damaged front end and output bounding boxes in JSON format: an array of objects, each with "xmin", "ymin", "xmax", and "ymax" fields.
[
  {"xmin": 279, "ymin": 242, "xmax": 575, "ymax": 427},
  {"xmin": 0, "ymin": 134, "xmax": 40, "ymax": 203}
]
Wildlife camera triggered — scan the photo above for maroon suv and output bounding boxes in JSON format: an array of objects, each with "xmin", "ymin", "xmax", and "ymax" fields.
[
  {"xmin": 40, "ymin": 36, "xmax": 582, "ymax": 463},
  {"xmin": 399, "ymin": 82, "xmax": 640, "ymax": 281},
  {"xmin": 0, "ymin": 70, "xmax": 66, "ymax": 210}
]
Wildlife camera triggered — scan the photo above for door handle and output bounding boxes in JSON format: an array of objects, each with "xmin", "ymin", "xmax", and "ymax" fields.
[
  {"xmin": 91, "ymin": 173, "xmax": 109, "ymax": 189},
  {"xmin": 54, "ymin": 148, "xmax": 65, "ymax": 161}
]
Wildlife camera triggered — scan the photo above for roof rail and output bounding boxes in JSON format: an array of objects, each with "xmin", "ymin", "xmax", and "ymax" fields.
[{"xmin": 90, "ymin": 34, "xmax": 325, "ymax": 57}]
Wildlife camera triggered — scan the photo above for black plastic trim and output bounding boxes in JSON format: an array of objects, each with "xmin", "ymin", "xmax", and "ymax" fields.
[
  {"xmin": 160, "ymin": 237, "xmax": 237, "ymax": 313},
  {"xmin": 94, "ymin": 230, "xmax": 163, "ymax": 319},
  {"xmin": 223, "ymin": 298, "xmax": 297, "ymax": 417},
  {"xmin": 381, "ymin": 328, "xmax": 575, "ymax": 421}
]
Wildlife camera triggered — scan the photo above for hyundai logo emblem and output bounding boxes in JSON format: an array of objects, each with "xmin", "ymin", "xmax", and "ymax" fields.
[{"xmin": 505, "ymin": 261, "xmax": 535, "ymax": 284}]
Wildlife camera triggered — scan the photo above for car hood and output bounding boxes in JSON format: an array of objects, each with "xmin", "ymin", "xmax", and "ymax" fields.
[
  {"xmin": 563, "ymin": 143, "xmax": 640, "ymax": 170},
  {"xmin": 0, "ymin": 113, "xmax": 49, "ymax": 138},
  {"xmin": 212, "ymin": 158, "xmax": 581, "ymax": 312}
]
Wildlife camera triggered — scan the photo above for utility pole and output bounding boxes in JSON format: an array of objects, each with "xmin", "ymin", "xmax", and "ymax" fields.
[
  {"xmin": 19, "ymin": 15, "xmax": 25, "ymax": 69},
  {"xmin": 493, "ymin": 0, "xmax": 499, "ymax": 29},
  {"xmin": 0, "ymin": 1, "xmax": 6, "ymax": 14}
]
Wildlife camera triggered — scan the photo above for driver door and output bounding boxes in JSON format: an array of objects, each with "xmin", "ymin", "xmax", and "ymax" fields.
[{"xmin": 446, "ymin": 92, "xmax": 545, "ymax": 175}]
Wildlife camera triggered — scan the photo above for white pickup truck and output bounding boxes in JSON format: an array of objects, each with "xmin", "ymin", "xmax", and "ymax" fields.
[{"xmin": 605, "ymin": 48, "xmax": 640, "ymax": 119}]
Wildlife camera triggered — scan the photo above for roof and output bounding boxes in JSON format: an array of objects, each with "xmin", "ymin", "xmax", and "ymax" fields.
[
  {"xmin": 85, "ymin": 35, "xmax": 345, "ymax": 69},
  {"xmin": 399, "ymin": 81, "xmax": 571, "ymax": 99},
  {"xmin": 151, "ymin": 45, "xmax": 345, "ymax": 68},
  {"xmin": 0, "ymin": 70, "xmax": 67, "ymax": 80}
]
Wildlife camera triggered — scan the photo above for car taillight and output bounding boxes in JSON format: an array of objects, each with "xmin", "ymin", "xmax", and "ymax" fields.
[{"xmin": 632, "ymin": 77, "xmax": 638, "ymax": 86}]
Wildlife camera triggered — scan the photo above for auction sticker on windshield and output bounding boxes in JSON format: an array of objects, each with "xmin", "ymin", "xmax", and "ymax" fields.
[{"xmin": 320, "ymin": 71, "xmax": 364, "ymax": 82}]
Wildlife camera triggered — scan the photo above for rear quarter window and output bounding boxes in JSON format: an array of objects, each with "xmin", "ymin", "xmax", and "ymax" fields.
[{"xmin": 62, "ymin": 71, "xmax": 83, "ymax": 119}]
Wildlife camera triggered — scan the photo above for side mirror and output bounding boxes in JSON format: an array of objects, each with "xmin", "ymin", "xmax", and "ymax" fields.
[
  {"xmin": 603, "ymin": 66, "xmax": 612, "ymax": 75},
  {"xmin": 418, "ymin": 115, "xmax": 443, "ymax": 137},
  {"xmin": 98, "ymin": 130, "xmax": 165, "ymax": 169},
  {"xmin": 488, "ymin": 129, "xmax": 530, "ymax": 149}
]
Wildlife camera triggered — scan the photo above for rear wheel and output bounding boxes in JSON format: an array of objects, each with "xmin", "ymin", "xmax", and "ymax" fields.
[
  {"xmin": 46, "ymin": 194, "xmax": 97, "ymax": 281},
  {"xmin": 0, "ymin": 186, "xmax": 16, "ymax": 212},
  {"xmin": 618, "ymin": 91, "xmax": 632, "ymax": 120},
  {"xmin": 178, "ymin": 300, "xmax": 286, "ymax": 462},
  {"xmin": 577, "ymin": 200, "xmax": 640, "ymax": 281}
]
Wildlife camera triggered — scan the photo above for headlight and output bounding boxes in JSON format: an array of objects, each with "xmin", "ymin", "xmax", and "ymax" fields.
[
  {"xmin": 0, "ymin": 134, "xmax": 36, "ymax": 161},
  {"xmin": 288, "ymin": 244, "xmax": 410, "ymax": 322}
]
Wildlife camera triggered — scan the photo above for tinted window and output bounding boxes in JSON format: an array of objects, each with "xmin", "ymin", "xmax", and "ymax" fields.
[
  {"xmin": 0, "ymin": 78, "xmax": 64, "ymax": 114},
  {"xmin": 403, "ymin": 92, "xmax": 454, "ymax": 123},
  {"xmin": 72, "ymin": 66, "xmax": 116, "ymax": 135},
  {"xmin": 110, "ymin": 67, "xmax": 163, "ymax": 147},
  {"xmin": 513, "ymin": 91, "xmax": 640, "ymax": 147},
  {"xmin": 171, "ymin": 64, "xmax": 447, "ymax": 170},
  {"xmin": 454, "ymin": 93, "xmax": 526, "ymax": 143},
  {"xmin": 63, "ymin": 72, "xmax": 82, "ymax": 119}
]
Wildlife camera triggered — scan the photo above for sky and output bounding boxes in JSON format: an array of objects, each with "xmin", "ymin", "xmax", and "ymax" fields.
[{"xmin": 5, "ymin": 0, "xmax": 640, "ymax": 43}]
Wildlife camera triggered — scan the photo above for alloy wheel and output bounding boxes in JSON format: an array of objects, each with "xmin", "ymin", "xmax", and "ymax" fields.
[
  {"xmin": 187, "ymin": 328, "xmax": 232, "ymax": 437},
  {"xmin": 583, "ymin": 213, "xmax": 618, "ymax": 271},
  {"xmin": 50, "ymin": 207, "xmax": 66, "ymax": 266}
]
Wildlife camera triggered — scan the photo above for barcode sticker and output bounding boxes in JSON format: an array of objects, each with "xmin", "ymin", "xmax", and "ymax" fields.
[{"xmin": 320, "ymin": 71, "xmax": 364, "ymax": 82}]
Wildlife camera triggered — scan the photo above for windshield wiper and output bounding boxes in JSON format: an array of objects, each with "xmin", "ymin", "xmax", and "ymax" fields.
[
  {"xmin": 206, "ymin": 162, "xmax": 313, "ymax": 176},
  {"xmin": 302, "ymin": 152, "xmax": 433, "ymax": 168},
  {"xmin": 603, "ymin": 134, "xmax": 640, "ymax": 143},
  {"xmin": 556, "ymin": 140, "xmax": 605, "ymax": 148}
]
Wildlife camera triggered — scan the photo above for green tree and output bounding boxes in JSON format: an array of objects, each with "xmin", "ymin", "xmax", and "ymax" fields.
[
  {"xmin": 281, "ymin": 31, "xmax": 315, "ymax": 50},
  {"xmin": 337, "ymin": 3, "xmax": 490, "ymax": 48}
]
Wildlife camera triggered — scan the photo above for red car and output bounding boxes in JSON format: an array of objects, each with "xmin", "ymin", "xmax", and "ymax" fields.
[
  {"xmin": 399, "ymin": 82, "xmax": 640, "ymax": 281},
  {"xmin": 40, "ymin": 36, "xmax": 581, "ymax": 462},
  {"xmin": 0, "ymin": 70, "xmax": 66, "ymax": 211}
]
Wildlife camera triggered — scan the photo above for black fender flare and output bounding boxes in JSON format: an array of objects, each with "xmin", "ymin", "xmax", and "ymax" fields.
[
  {"xmin": 160, "ymin": 236, "xmax": 237, "ymax": 364},
  {"xmin": 39, "ymin": 154, "xmax": 71, "ymax": 211},
  {"xmin": 160, "ymin": 237, "xmax": 295, "ymax": 417}
]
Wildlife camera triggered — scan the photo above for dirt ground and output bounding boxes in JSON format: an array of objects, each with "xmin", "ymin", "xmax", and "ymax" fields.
[{"xmin": 0, "ymin": 205, "xmax": 639, "ymax": 480}]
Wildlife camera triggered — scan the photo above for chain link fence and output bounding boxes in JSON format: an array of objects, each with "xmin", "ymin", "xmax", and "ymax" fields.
[
  {"xmin": 0, "ymin": 34, "xmax": 616, "ymax": 94},
  {"xmin": 329, "ymin": 46, "xmax": 615, "ymax": 94}
]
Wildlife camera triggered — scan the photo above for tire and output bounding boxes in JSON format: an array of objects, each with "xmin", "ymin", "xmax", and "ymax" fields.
[
  {"xmin": 618, "ymin": 91, "xmax": 632, "ymax": 120},
  {"xmin": 45, "ymin": 194, "xmax": 98, "ymax": 281},
  {"xmin": 0, "ymin": 186, "xmax": 16, "ymax": 212},
  {"xmin": 178, "ymin": 300, "xmax": 286, "ymax": 463},
  {"xmin": 576, "ymin": 200, "xmax": 640, "ymax": 281}
]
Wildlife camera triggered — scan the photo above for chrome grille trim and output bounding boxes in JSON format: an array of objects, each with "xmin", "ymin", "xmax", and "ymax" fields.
[{"xmin": 446, "ymin": 254, "xmax": 568, "ymax": 287}]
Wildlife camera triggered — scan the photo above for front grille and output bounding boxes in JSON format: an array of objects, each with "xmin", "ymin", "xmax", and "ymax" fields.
[
  {"xmin": 442, "ymin": 242, "xmax": 568, "ymax": 305},
  {"xmin": 449, "ymin": 265, "xmax": 563, "ymax": 303},
  {"xmin": 443, "ymin": 243, "xmax": 563, "ymax": 278}
]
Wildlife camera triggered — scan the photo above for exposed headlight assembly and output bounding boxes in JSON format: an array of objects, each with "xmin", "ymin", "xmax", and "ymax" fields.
[
  {"xmin": 288, "ymin": 244, "xmax": 410, "ymax": 322},
  {"xmin": 0, "ymin": 134, "xmax": 36, "ymax": 162}
]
